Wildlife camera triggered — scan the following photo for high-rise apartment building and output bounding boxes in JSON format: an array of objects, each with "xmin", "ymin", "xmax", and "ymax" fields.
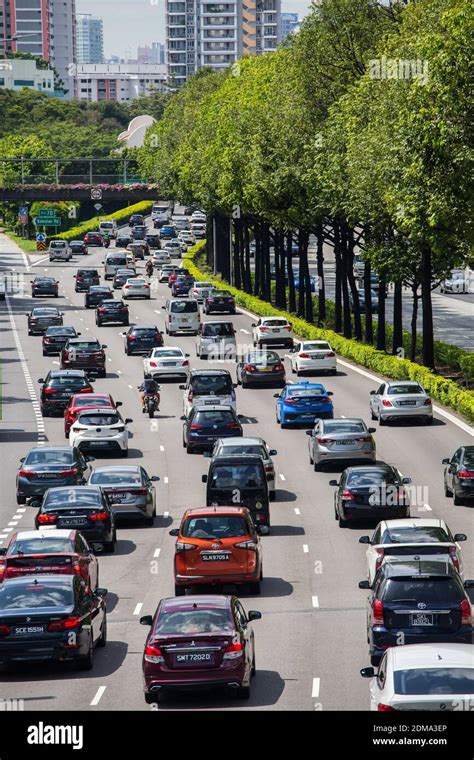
[
  {"xmin": 76, "ymin": 14, "xmax": 104, "ymax": 64},
  {"xmin": 279, "ymin": 11, "xmax": 298, "ymax": 40},
  {"xmin": 53, "ymin": 0, "xmax": 77, "ymax": 97},
  {"xmin": 165, "ymin": 0, "xmax": 279, "ymax": 87},
  {"xmin": 151, "ymin": 42, "xmax": 165, "ymax": 65}
]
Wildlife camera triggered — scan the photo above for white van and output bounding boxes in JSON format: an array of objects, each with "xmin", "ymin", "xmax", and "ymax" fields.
[
  {"xmin": 99, "ymin": 220, "xmax": 118, "ymax": 239},
  {"xmin": 103, "ymin": 251, "xmax": 131, "ymax": 279},
  {"xmin": 162, "ymin": 298, "xmax": 199, "ymax": 336},
  {"xmin": 48, "ymin": 240, "xmax": 72, "ymax": 261}
]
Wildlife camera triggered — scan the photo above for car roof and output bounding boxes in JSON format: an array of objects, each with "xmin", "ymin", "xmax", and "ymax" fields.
[
  {"xmin": 194, "ymin": 404, "xmax": 233, "ymax": 412},
  {"xmin": 131, "ymin": 324, "xmax": 158, "ymax": 330},
  {"xmin": 49, "ymin": 370, "xmax": 87, "ymax": 377},
  {"xmin": 67, "ymin": 337, "xmax": 99, "ymax": 342},
  {"xmin": 26, "ymin": 446, "xmax": 71, "ymax": 454},
  {"xmin": 387, "ymin": 381, "xmax": 421, "ymax": 387},
  {"xmin": 287, "ymin": 382, "xmax": 326, "ymax": 390},
  {"xmin": 71, "ymin": 393, "xmax": 111, "ymax": 401},
  {"xmin": 76, "ymin": 407, "xmax": 119, "ymax": 416},
  {"xmin": 12, "ymin": 529, "xmax": 75, "ymax": 541},
  {"xmin": 210, "ymin": 454, "xmax": 263, "ymax": 465},
  {"xmin": 93, "ymin": 465, "xmax": 140, "ymax": 474},
  {"xmin": 345, "ymin": 463, "xmax": 394, "ymax": 474},
  {"xmin": 160, "ymin": 595, "xmax": 230, "ymax": 612},
  {"xmin": 322, "ymin": 417, "xmax": 364, "ymax": 425},
  {"xmin": 389, "ymin": 643, "xmax": 474, "ymax": 670}
]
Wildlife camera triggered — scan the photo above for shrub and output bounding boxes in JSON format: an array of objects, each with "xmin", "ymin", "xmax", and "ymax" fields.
[{"xmin": 49, "ymin": 201, "xmax": 154, "ymax": 243}]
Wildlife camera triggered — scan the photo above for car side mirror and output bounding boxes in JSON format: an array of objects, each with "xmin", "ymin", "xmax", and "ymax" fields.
[
  {"xmin": 269, "ymin": 449, "xmax": 277, "ymax": 456},
  {"xmin": 248, "ymin": 610, "xmax": 262, "ymax": 622},
  {"xmin": 38, "ymin": 378, "xmax": 44, "ymax": 384},
  {"xmin": 454, "ymin": 533, "xmax": 467, "ymax": 542},
  {"xmin": 202, "ymin": 474, "xmax": 208, "ymax": 483},
  {"xmin": 185, "ymin": 353, "xmax": 190, "ymax": 357},
  {"xmin": 169, "ymin": 528, "xmax": 179, "ymax": 536},
  {"xmin": 358, "ymin": 580, "xmax": 370, "ymax": 590},
  {"xmin": 95, "ymin": 587, "xmax": 108, "ymax": 597},
  {"xmin": 273, "ymin": 393, "xmax": 280, "ymax": 398},
  {"xmin": 115, "ymin": 402, "xmax": 123, "ymax": 407},
  {"xmin": 442, "ymin": 458, "xmax": 450, "ymax": 464},
  {"xmin": 464, "ymin": 580, "xmax": 474, "ymax": 588},
  {"xmin": 161, "ymin": 305, "xmax": 165, "ymax": 309},
  {"xmin": 359, "ymin": 536, "xmax": 370, "ymax": 544},
  {"xmin": 102, "ymin": 345, "xmax": 108, "ymax": 349},
  {"xmin": 328, "ymin": 480, "xmax": 338, "ymax": 487},
  {"xmin": 402, "ymin": 477, "xmax": 412, "ymax": 484},
  {"xmin": 180, "ymin": 415, "xmax": 186, "ymax": 421},
  {"xmin": 368, "ymin": 427, "xmax": 376, "ymax": 434},
  {"xmin": 327, "ymin": 391, "xmax": 333, "ymax": 396},
  {"xmin": 360, "ymin": 667, "xmax": 375, "ymax": 679},
  {"xmin": 369, "ymin": 390, "xmax": 376, "ymax": 395},
  {"xmin": 77, "ymin": 332, "xmax": 82, "ymax": 336},
  {"xmin": 179, "ymin": 385, "xmax": 186, "ymax": 390},
  {"xmin": 0, "ymin": 548, "xmax": 6, "ymax": 556},
  {"xmin": 140, "ymin": 615, "xmax": 153, "ymax": 626},
  {"xmin": 124, "ymin": 418, "xmax": 133, "ymax": 424},
  {"xmin": 150, "ymin": 476, "xmax": 160, "ymax": 482},
  {"xmin": 19, "ymin": 457, "xmax": 25, "ymax": 463},
  {"xmin": 305, "ymin": 430, "xmax": 312, "ymax": 436}
]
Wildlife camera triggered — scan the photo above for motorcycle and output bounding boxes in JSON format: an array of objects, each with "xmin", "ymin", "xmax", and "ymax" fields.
[
  {"xmin": 138, "ymin": 387, "xmax": 161, "ymax": 418},
  {"xmin": 145, "ymin": 261, "xmax": 154, "ymax": 277}
]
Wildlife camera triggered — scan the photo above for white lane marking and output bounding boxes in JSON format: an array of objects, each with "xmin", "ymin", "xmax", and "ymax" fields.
[
  {"xmin": 15, "ymin": 509, "xmax": 26, "ymax": 514},
  {"xmin": 2, "ymin": 529, "xmax": 12, "ymax": 534},
  {"xmin": 294, "ymin": 508, "xmax": 301, "ymax": 515},
  {"xmin": 312, "ymin": 596, "xmax": 319, "ymax": 608},
  {"xmin": 312, "ymin": 677, "xmax": 320, "ymax": 698},
  {"xmin": 107, "ymin": 358, "xmax": 112, "ymax": 362},
  {"xmin": 340, "ymin": 415, "xmax": 345, "ymax": 419},
  {"xmin": 163, "ymin": 510, "xmax": 169, "ymax": 518},
  {"xmin": 154, "ymin": 309, "xmax": 160, "ymax": 314},
  {"xmin": 133, "ymin": 603, "xmax": 143, "ymax": 616},
  {"xmin": 128, "ymin": 384, "xmax": 133, "ymax": 389},
  {"xmin": 240, "ymin": 329, "xmax": 250, "ymax": 334},
  {"xmin": 90, "ymin": 686, "xmax": 107, "ymax": 706},
  {"xmin": 164, "ymin": 477, "xmax": 168, "ymax": 484},
  {"xmin": 31, "ymin": 255, "xmax": 49, "ymax": 267},
  {"xmin": 159, "ymin": 445, "xmax": 164, "ymax": 452},
  {"xmin": 117, "ymin": 370, "xmax": 122, "ymax": 375},
  {"xmin": 153, "ymin": 548, "xmax": 161, "ymax": 558},
  {"xmin": 424, "ymin": 503, "xmax": 433, "ymax": 511},
  {"xmin": 279, "ymin": 473, "xmax": 286, "ymax": 481},
  {"xmin": 303, "ymin": 544, "xmax": 309, "ymax": 553}
]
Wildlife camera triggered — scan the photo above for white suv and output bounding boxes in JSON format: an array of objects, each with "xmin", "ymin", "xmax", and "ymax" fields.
[
  {"xmin": 180, "ymin": 369, "xmax": 237, "ymax": 417},
  {"xmin": 252, "ymin": 317, "xmax": 293, "ymax": 348},
  {"xmin": 69, "ymin": 408, "xmax": 133, "ymax": 457},
  {"xmin": 49, "ymin": 241, "xmax": 72, "ymax": 262}
]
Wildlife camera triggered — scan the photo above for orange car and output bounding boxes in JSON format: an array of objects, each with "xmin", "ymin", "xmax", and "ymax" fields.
[{"xmin": 169, "ymin": 506, "xmax": 263, "ymax": 595}]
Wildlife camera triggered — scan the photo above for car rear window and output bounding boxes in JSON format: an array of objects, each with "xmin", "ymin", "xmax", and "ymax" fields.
[
  {"xmin": 100, "ymin": 301, "xmax": 123, "ymax": 309},
  {"xmin": 46, "ymin": 327, "xmax": 75, "ymax": 336},
  {"xmin": 0, "ymin": 583, "xmax": 73, "ymax": 610},
  {"xmin": 50, "ymin": 242, "xmax": 66, "ymax": 248},
  {"xmin": 247, "ymin": 352, "xmax": 279, "ymax": 365},
  {"xmin": 182, "ymin": 515, "xmax": 249, "ymax": 539},
  {"xmin": 43, "ymin": 489, "xmax": 101, "ymax": 508},
  {"xmin": 382, "ymin": 528, "xmax": 450, "ymax": 544},
  {"xmin": 203, "ymin": 323, "xmax": 234, "ymax": 337},
  {"xmin": 170, "ymin": 301, "xmax": 198, "ymax": 314},
  {"xmin": 219, "ymin": 445, "xmax": 266, "ymax": 458},
  {"xmin": 78, "ymin": 270, "xmax": 98, "ymax": 277},
  {"xmin": 33, "ymin": 308, "xmax": 58, "ymax": 315},
  {"xmin": 381, "ymin": 578, "xmax": 464, "ymax": 604},
  {"xmin": 191, "ymin": 375, "xmax": 232, "ymax": 395},
  {"xmin": 72, "ymin": 396, "xmax": 111, "ymax": 408},
  {"xmin": 152, "ymin": 349, "xmax": 182, "ymax": 357},
  {"xmin": 8, "ymin": 538, "xmax": 74, "ymax": 555},
  {"xmin": 67, "ymin": 340, "xmax": 100, "ymax": 349},
  {"xmin": 289, "ymin": 388, "xmax": 326, "ymax": 398},
  {"xmin": 462, "ymin": 451, "xmax": 474, "ymax": 467},
  {"xmin": 388, "ymin": 385, "xmax": 423, "ymax": 395},
  {"xmin": 210, "ymin": 290, "xmax": 231, "ymax": 297},
  {"xmin": 262, "ymin": 319, "xmax": 288, "ymax": 327},
  {"xmin": 25, "ymin": 450, "xmax": 73, "ymax": 465},
  {"xmin": 133, "ymin": 328, "xmax": 159, "ymax": 336},
  {"xmin": 302, "ymin": 342, "xmax": 331, "ymax": 351},
  {"xmin": 194, "ymin": 410, "xmax": 235, "ymax": 424},
  {"xmin": 324, "ymin": 422, "xmax": 365, "ymax": 434},
  {"xmin": 156, "ymin": 609, "xmax": 232, "ymax": 635},
  {"xmin": 89, "ymin": 471, "xmax": 141, "ymax": 485},
  {"xmin": 393, "ymin": 668, "xmax": 474, "ymax": 695},
  {"xmin": 48, "ymin": 377, "xmax": 89, "ymax": 389},
  {"xmin": 106, "ymin": 256, "xmax": 127, "ymax": 266},
  {"xmin": 347, "ymin": 470, "xmax": 397, "ymax": 486},
  {"xmin": 78, "ymin": 413, "xmax": 120, "ymax": 426},
  {"xmin": 211, "ymin": 464, "xmax": 265, "ymax": 488}
]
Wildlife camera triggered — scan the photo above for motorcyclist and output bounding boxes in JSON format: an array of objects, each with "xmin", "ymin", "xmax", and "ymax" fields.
[
  {"xmin": 138, "ymin": 378, "xmax": 160, "ymax": 412},
  {"xmin": 101, "ymin": 231, "xmax": 110, "ymax": 248},
  {"xmin": 145, "ymin": 258, "xmax": 154, "ymax": 277}
]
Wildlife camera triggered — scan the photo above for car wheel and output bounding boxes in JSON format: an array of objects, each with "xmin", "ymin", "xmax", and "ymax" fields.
[
  {"xmin": 97, "ymin": 615, "xmax": 107, "ymax": 648},
  {"xmin": 77, "ymin": 637, "xmax": 94, "ymax": 670},
  {"xmin": 444, "ymin": 480, "xmax": 453, "ymax": 497},
  {"xmin": 121, "ymin": 449, "xmax": 128, "ymax": 458},
  {"xmin": 370, "ymin": 409, "xmax": 377, "ymax": 421},
  {"xmin": 104, "ymin": 537, "xmax": 116, "ymax": 553},
  {"xmin": 125, "ymin": 347, "xmax": 131, "ymax": 356},
  {"xmin": 309, "ymin": 448, "xmax": 314, "ymax": 464},
  {"xmin": 174, "ymin": 584, "xmax": 186, "ymax": 596},
  {"xmin": 313, "ymin": 460, "xmax": 322, "ymax": 472},
  {"xmin": 41, "ymin": 407, "xmax": 49, "ymax": 417},
  {"xmin": 338, "ymin": 514, "xmax": 348, "ymax": 528},
  {"xmin": 378, "ymin": 415, "xmax": 386, "ymax": 426},
  {"xmin": 241, "ymin": 379, "xmax": 248, "ymax": 389},
  {"xmin": 453, "ymin": 492, "xmax": 464, "ymax": 506},
  {"xmin": 248, "ymin": 580, "xmax": 261, "ymax": 595},
  {"xmin": 236, "ymin": 683, "xmax": 251, "ymax": 700},
  {"xmin": 370, "ymin": 654, "xmax": 381, "ymax": 667},
  {"xmin": 144, "ymin": 692, "xmax": 160, "ymax": 705},
  {"xmin": 251, "ymin": 654, "xmax": 256, "ymax": 677},
  {"xmin": 269, "ymin": 490, "xmax": 276, "ymax": 501},
  {"xmin": 16, "ymin": 494, "xmax": 26, "ymax": 505},
  {"xmin": 186, "ymin": 444, "xmax": 194, "ymax": 454}
]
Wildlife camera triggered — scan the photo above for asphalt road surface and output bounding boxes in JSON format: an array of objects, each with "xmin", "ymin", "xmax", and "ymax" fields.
[{"xmin": 0, "ymin": 229, "xmax": 472, "ymax": 712}]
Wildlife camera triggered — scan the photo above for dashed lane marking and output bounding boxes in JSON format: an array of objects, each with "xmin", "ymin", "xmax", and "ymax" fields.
[
  {"xmin": 153, "ymin": 548, "xmax": 161, "ymax": 558},
  {"xmin": 133, "ymin": 603, "xmax": 143, "ymax": 616},
  {"xmin": 303, "ymin": 544, "xmax": 309, "ymax": 553},
  {"xmin": 312, "ymin": 678, "xmax": 320, "ymax": 698},
  {"xmin": 312, "ymin": 596, "xmax": 319, "ymax": 608},
  {"xmin": 90, "ymin": 686, "xmax": 106, "ymax": 707}
]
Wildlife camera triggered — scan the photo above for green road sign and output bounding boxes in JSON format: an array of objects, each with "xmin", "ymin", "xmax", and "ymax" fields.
[
  {"xmin": 33, "ymin": 217, "xmax": 61, "ymax": 227},
  {"xmin": 38, "ymin": 207, "xmax": 57, "ymax": 218}
]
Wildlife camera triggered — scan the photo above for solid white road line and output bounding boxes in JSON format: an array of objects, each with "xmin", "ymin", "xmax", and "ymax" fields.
[
  {"xmin": 423, "ymin": 503, "xmax": 433, "ymax": 511},
  {"xmin": 163, "ymin": 477, "xmax": 168, "ymax": 484},
  {"xmin": 312, "ymin": 678, "xmax": 320, "ymax": 698},
  {"xmin": 163, "ymin": 511, "xmax": 169, "ymax": 518},
  {"xmin": 90, "ymin": 686, "xmax": 107, "ymax": 706},
  {"xmin": 133, "ymin": 603, "xmax": 143, "ymax": 616}
]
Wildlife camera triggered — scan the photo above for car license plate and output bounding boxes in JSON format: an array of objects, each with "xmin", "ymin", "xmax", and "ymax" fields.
[
  {"xmin": 259, "ymin": 367, "xmax": 272, "ymax": 372},
  {"xmin": 411, "ymin": 613, "xmax": 433, "ymax": 626},
  {"xmin": 336, "ymin": 441, "xmax": 353, "ymax": 446},
  {"xmin": 271, "ymin": 328, "xmax": 280, "ymax": 333},
  {"xmin": 179, "ymin": 318, "xmax": 189, "ymax": 323},
  {"xmin": 202, "ymin": 554, "xmax": 229, "ymax": 561},
  {"xmin": 162, "ymin": 361, "xmax": 177, "ymax": 366},
  {"xmin": 89, "ymin": 441, "xmax": 109, "ymax": 446},
  {"xmin": 400, "ymin": 400, "xmax": 416, "ymax": 405},
  {"xmin": 174, "ymin": 653, "xmax": 213, "ymax": 663},
  {"xmin": 14, "ymin": 625, "xmax": 45, "ymax": 635},
  {"xmin": 60, "ymin": 518, "xmax": 88, "ymax": 526}
]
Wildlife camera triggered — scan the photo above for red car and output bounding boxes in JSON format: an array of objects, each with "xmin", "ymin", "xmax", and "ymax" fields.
[
  {"xmin": 83, "ymin": 232, "xmax": 104, "ymax": 247},
  {"xmin": 140, "ymin": 595, "xmax": 261, "ymax": 703},
  {"xmin": 0, "ymin": 529, "xmax": 99, "ymax": 590},
  {"xmin": 64, "ymin": 392, "xmax": 121, "ymax": 437}
]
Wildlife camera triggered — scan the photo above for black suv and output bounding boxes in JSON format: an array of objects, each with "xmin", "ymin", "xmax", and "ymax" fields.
[
  {"xmin": 96, "ymin": 299, "xmax": 130, "ymax": 326},
  {"xmin": 31, "ymin": 276, "xmax": 59, "ymax": 298},
  {"xmin": 16, "ymin": 446, "xmax": 94, "ymax": 505},
  {"xmin": 203, "ymin": 290, "xmax": 236, "ymax": 314},
  {"xmin": 42, "ymin": 326, "xmax": 79, "ymax": 356},
  {"xmin": 60, "ymin": 338, "xmax": 107, "ymax": 377},
  {"xmin": 39, "ymin": 370, "xmax": 94, "ymax": 416},
  {"xmin": 74, "ymin": 269, "xmax": 100, "ymax": 292},
  {"xmin": 27, "ymin": 306, "xmax": 63, "ymax": 335},
  {"xmin": 124, "ymin": 325, "xmax": 163, "ymax": 355},
  {"xmin": 132, "ymin": 225, "xmax": 147, "ymax": 240},
  {"xmin": 202, "ymin": 455, "xmax": 270, "ymax": 529},
  {"xmin": 85, "ymin": 286, "xmax": 113, "ymax": 309},
  {"xmin": 360, "ymin": 559, "xmax": 474, "ymax": 666}
]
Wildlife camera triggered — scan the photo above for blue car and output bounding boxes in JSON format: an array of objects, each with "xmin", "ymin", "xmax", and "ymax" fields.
[
  {"xmin": 159, "ymin": 226, "xmax": 177, "ymax": 240},
  {"xmin": 274, "ymin": 382, "xmax": 334, "ymax": 428},
  {"xmin": 293, "ymin": 273, "xmax": 316, "ymax": 293},
  {"xmin": 181, "ymin": 404, "xmax": 243, "ymax": 453}
]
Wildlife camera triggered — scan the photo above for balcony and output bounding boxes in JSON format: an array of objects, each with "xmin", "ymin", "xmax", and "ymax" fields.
[
  {"xmin": 202, "ymin": 16, "xmax": 235, "ymax": 26},
  {"xmin": 203, "ymin": 41, "xmax": 236, "ymax": 51},
  {"xmin": 201, "ymin": 4, "xmax": 236, "ymax": 13},
  {"xmin": 167, "ymin": 14, "xmax": 186, "ymax": 24},
  {"xmin": 202, "ymin": 29, "xmax": 237, "ymax": 39}
]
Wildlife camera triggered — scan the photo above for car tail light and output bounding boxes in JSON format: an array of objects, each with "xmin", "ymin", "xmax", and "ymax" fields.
[
  {"xmin": 58, "ymin": 468, "xmax": 78, "ymax": 477},
  {"xmin": 382, "ymin": 400, "xmax": 393, "ymax": 407},
  {"xmin": 190, "ymin": 423, "xmax": 203, "ymax": 430},
  {"xmin": 187, "ymin": 390, "xmax": 193, "ymax": 402},
  {"xmin": 423, "ymin": 398, "xmax": 432, "ymax": 406},
  {"xmin": 229, "ymin": 423, "xmax": 241, "ymax": 429},
  {"xmin": 43, "ymin": 338, "xmax": 51, "ymax": 344},
  {"xmin": 342, "ymin": 490, "xmax": 355, "ymax": 501},
  {"xmin": 79, "ymin": 388, "xmax": 92, "ymax": 393},
  {"xmin": 449, "ymin": 547, "xmax": 460, "ymax": 572},
  {"xmin": 461, "ymin": 599, "xmax": 472, "ymax": 626},
  {"xmin": 244, "ymin": 364, "xmax": 256, "ymax": 373},
  {"xmin": 98, "ymin": 307, "xmax": 107, "ymax": 313},
  {"xmin": 375, "ymin": 548, "xmax": 385, "ymax": 571},
  {"xmin": 48, "ymin": 616, "xmax": 80, "ymax": 632},
  {"xmin": 182, "ymin": 360, "xmax": 189, "ymax": 366},
  {"xmin": 128, "ymin": 335, "xmax": 136, "ymax": 341},
  {"xmin": 299, "ymin": 353, "xmax": 311, "ymax": 359},
  {"xmin": 175, "ymin": 541, "xmax": 197, "ymax": 552},
  {"xmin": 235, "ymin": 540, "xmax": 257, "ymax": 550},
  {"xmin": 223, "ymin": 642, "xmax": 244, "ymax": 660},
  {"xmin": 144, "ymin": 284, "xmax": 150, "ymax": 289},
  {"xmin": 378, "ymin": 703, "xmax": 396, "ymax": 711},
  {"xmin": 316, "ymin": 437, "xmax": 330, "ymax": 444},
  {"xmin": 259, "ymin": 326, "xmax": 269, "ymax": 332},
  {"xmin": 372, "ymin": 599, "xmax": 384, "ymax": 626},
  {"xmin": 149, "ymin": 361, "xmax": 157, "ymax": 367},
  {"xmin": 0, "ymin": 624, "xmax": 11, "ymax": 636},
  {"xmin": 134, "ymin": 488, "xmax": 148, "ymax": 496},
  {"xmin": 37, "ymin": 514, "xmax": 58, "ymax": 525},
  {"xmin": 355, "ymin": 436, "xmax": 372, "ymax": 443},
  {"xmin": 283, "ymin": 325, "xmax": 292, "ymax": 331},
  {"xmin": 144, "ymin": 645, "xmax": 164, "ymax": 663},
  {"xmin": 18, "ymin": 469, "xmax": 32, "ymax": 477},
  {"xmin": 264, "ymin": 464, "xmax": 274, "ymax": 473},
  {"xmin": 44, "ymin": 388, "xmax": 57, "ymax": 395},
  {"xmin": 319, "ymin": 397, "xmax": 330, "ymax": 403},
  {"xmin": 87, "ymin": 511, "xmax": 109, "ymax": 522},
  {"xmin": 274, "ymin": 364, "xmax": 284, "ymax": 372},
  {"xmin": 325, "ymin": 352, "xmax": 336, "ymax": 357},
  {"xmin": 457, "ymin": 471, "xmax": 474, "ymax": 479}
]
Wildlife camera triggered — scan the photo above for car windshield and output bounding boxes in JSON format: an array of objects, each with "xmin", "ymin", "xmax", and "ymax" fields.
[
  {"xmin": 0, "ymin": 583, "xmax": 72, "ymax": 610},
  {"xmin": 182, "ymin": 515, "xmax": 249, "ymax": 539},
  {"xmin": 203, "ymin": 324, "xmax": 234, "ymax": 337},
  {"xmin": 382, "ymin": 578, "xmax": 464, "ymax": 604},
  {"xmin": 394, "ymin": 668, "xmax": 474, "ymax": 695},
  {"xmin": 194, "ymin": 410, "xmax": 234, "ymax": 424},
  {"xmin": 90, "ymin": 471, "xmax": 141, "ymax": 485},
  {"xmin": 388, "ymin": 385, "xmax": 423, "ymax": 395},
  {"xmin": 25, "ymin": 450, "xmax": 73, "ymax": 466},
  {"xmin": 192, "ymin": 376, "xmax": 232, "ymax": 395},
  {"xmin": 78, "ymin": 414, "xmax": 120, "ymax": 426},
  {"xmin": 156, "ymin": 608, "xmax": 231, "ymax": 634},
  {"xmin": 324, "ymin": 421, "xmax": 365, "ymax": 434},
  {"xmin": 219, "ymin": 445, "xmax": 266, "ymax": 458},
  {"xmin": 211, "ymin": 464, "xmax": 264, "ymax": 488},
  {"xmin": 8, "ymin": 538, "xmax": 74, "ymax": 555},
  {"xmin": 44, "ymin": 489, "xmax": 101, "ymax": 507},
  {"xmin": 170, "ymin": 302, "xmax": 198, "ymax": 314},
  {"xmin": 153, "ymin": 349, "xmax": 182, "ymax": 358},
  {"xmin": 347, "ymin": 470, "xmax": 397, "ymax": 486}
]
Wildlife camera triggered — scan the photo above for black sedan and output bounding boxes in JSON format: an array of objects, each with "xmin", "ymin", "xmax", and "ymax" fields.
[
  {"xmin": 330, "ymin": 464, "xmax": 411, "ymax": 528},
  {"xmin": 132, "ymin": 225, "xmax": 147, "ymax": 240},
  {"xmin": 203, "ymin": 289, "xmax": 236, "ymax": 314},
  {"xmin": 31, "ymin": 276, "xmax": 59, "ymax": 298},
  {"xmin": 181, "ymin": 405, "xmax": 243, "ymax": 454},
  {"xmin": 42, "ymin": 326, "xmax": 79, "ymax": 356},
  {"xmin": 145, "ymin": 234, "xmax": 161, "ymax": 249},
  {"xmin": 60, "ymin": 337, "xmax": 107, "ymax": 377},
  {"xmin": 85, "ymin": 286, "xmax": 113, "ymax": 309},
  {"xmin": 69, "ymin": 240, "xmax": 88, "ymax": 255},
  {"xmin": 113, "ymin": 268, "xmax": 136, "ymax": 289},
  {"xmin": 124, "ymin": 325, "xmax": 163, "ymax": 355},
  {"xmin": 96, "ymin": 299, "xmax": 130, "ymax": 327},
  {"xmin": 443, "ymin": 446, "xmax": 474, "ymax": 505},
  {"xmin": 116, "ymin": 234, "xmax": 131, "ymax": 248},
  {"xmin": 39, "ymin": 370, "xmax": 94, "ymax": 416},
  {"xmin": 88, "ymin": 465, "xmax": 159, "ymax": 525},
  {"xmin": 35, "ymin": 486, "xmax": 116, "ymax": 552},
  {"xmin": 0, "ymin": 575, "xmax": 107, "ymax": 670},
  {"xmin": 236, "ymin": 350, "xmax": 286, "ymax": 388},
  {"xmin": 27, "ymin": 306, "xmax": 63, "ymax": 336},
  {"xmin": 16, "ymin": 446, "xmax": 94, "ymax": 505},
  {"xmin": 74, "ymin": 268, "xmax": 100, "ymax": 292}
]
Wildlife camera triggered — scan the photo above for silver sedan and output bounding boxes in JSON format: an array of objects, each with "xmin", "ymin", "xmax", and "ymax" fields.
[
  {"xmin": 88, "ymin": 465, "xmax": 160, "ymax": 524},
  {"xmin": 369, "ymin": 381, "xmax": 433, "ymax": 425},
  {"xmin": 307, "ymin": 417, "xmax": 376, "ymax": 470}
]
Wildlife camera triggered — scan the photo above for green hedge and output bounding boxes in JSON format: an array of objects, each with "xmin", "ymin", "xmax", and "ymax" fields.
[
  {"xmin": 49, "ymin": 201, "xmax": 154, "ymax": 243},
  {"xmin": 184, "ymin": 242, "xmax": 474, "ymax": 423}
]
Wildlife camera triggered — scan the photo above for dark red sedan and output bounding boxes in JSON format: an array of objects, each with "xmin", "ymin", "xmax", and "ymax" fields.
[{"xmin": 140, "ymin": 595, "xmax": 261, "ymax": 703}]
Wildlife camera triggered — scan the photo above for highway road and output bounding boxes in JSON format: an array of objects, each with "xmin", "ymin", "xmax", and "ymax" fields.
[{"xmin": 0, "ymin": 228, "xmax": 472, "ymax": 712}]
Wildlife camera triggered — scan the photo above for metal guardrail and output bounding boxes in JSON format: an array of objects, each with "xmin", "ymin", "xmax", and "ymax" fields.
[{"xmin": 0, "ymin": 158, "xmax": 142, "ymax": 186}]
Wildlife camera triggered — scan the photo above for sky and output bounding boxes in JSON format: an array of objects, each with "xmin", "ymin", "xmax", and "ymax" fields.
[{"xmin": 76, "ymin": 0, "xmax": 312, "ymax": 59}]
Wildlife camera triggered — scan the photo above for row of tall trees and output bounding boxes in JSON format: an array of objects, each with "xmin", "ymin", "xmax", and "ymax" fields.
[{"xmin": 138, "ymin": 0, "xmax": 472, "ymax": 368}]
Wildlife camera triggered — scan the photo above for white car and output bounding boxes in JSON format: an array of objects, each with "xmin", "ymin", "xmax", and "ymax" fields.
[
  {"xmin": 143, "ymin": 346, "xmax": 190, "ymax": 381},
  {"xmin": 369, "ymin": 381, "xmax": 433, "ymax": 426},
  {"xmin": 189, "ymin": 281, "xmax": 213, "ymax": 303},
  {"xmin": 361, "ymin": 644, "xmax": 474, "ymax": 711},
  {"xmin": 152, "ymin": 251, "xmax": 171, "ymax": 266},
  {"xmin": 48, "ymin": 241, "xmax": 72, "ymax": 262},
  {"xmin": 69, "ymin": 407, "xmax": 133, "ymax": 457},
  {"xmin": 158, "ymin": 264, "xmax": 176, "ymax": 282},
  {"xmin": 252, "ymin": 317, "xmax": 293, "ymax": 348},
  {"xmin": 122, "ymin": 277, "xmax": 151, "ymax": 299},
  {"xmin": 196, "ymin": 320, "xmax": 237, "ymax": 360},
  {"xmin": 289, "ymin": 340, "xmax": 337, "ymax": 376},
  {"xmin": 181, "ymin": 369, "xmax": 237, "ymax": 418},
  {"xmin": 359, "ymin": 518, "xmax": 467, "ymax": 586},
  {"xmin": 179, "ymin": 230, "xmax": 195, "ymax": 245},
  {"xmin": 440, "ymin": 268, "xmax": 473, "ymax": 294},
  {"xmin": 164, "ymin": 240, "xmax": 182, "ymax": 258},
  {"xmin": 190, "ymin": 223, "xmax": 206, "ymax": 239},
  {"xmin": 191, "ymin": 211, "xmax": 206, "ymax": 223}
]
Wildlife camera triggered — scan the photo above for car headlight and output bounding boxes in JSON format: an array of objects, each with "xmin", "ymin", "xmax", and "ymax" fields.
[{"xmin": 256, "ymin": 501, "xmax": 263, "ymax": 510}]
